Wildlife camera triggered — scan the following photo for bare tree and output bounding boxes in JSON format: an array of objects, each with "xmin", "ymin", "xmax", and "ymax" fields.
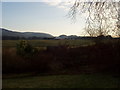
[
  {"xmin": 68, "ymin": 0, "xmax": 120, "ymax": 37},
  {"xmin": 116, "ymin": 2, "xmax": 120, "ymax": 37}
]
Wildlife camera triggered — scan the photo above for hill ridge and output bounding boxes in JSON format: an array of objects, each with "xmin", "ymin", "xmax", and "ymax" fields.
[{"xmin": 1, "ymin": 28, "xmax": 54, "ymax": 38}]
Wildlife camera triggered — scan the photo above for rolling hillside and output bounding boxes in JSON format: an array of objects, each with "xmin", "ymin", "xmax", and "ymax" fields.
[{"xmin": 1, "ymin": 28, "xmax": 54, "ymax": 39}]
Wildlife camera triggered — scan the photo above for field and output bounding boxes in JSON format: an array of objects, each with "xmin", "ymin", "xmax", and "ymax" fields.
[
  {"xmin": 2, "ymin": 39, "xmax": 120, "ymax": 88},
  {"xmin": 3, "ymin": 74, "xmax": 120, "ymax": 88},
  {"xmin": 2, "ymin": 39, "xmax": 95, "ymax": 47}
]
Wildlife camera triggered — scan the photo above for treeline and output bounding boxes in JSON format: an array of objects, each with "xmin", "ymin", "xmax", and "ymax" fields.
[{"xmin": 2, "ymin": 35, "xmax": 119, "ymax": 40}]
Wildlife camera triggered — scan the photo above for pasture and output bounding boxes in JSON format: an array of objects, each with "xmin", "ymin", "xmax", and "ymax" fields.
[
  {"xmin": 2, "ymin": 39, "xmax": 94, "ymax": 47},
  {"xmin": 3, "ymin": 74, "xmax": 120, "ymax": 88}
]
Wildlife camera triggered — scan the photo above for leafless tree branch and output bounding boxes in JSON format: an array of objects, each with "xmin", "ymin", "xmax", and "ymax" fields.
[{"xmin": 69, "ymin": 0, "xmax": 120, "ymax": 37}]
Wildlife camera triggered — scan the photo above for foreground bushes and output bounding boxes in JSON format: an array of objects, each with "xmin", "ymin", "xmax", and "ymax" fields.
[
  {"xmin": 3, "ymin": 40, "xmax": 120, "ymax": 74},
  {"xmin": 16, "ymin": 40, "xmax": 37, "ymax": 57}
]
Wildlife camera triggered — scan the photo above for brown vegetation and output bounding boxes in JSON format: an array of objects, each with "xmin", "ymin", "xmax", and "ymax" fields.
[{"xmin": 2, "ymin": 40, "xmax": 120, "ymax": 75}]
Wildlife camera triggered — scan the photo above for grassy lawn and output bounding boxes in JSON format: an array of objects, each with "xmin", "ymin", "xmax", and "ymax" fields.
[{"xmin": 3, "ymin": 74, "xmax": 120, "ymax": 88}]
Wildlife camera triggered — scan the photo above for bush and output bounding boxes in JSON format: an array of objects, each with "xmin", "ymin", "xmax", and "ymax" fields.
[{"xmin": 16, "ymin": 40, "xmax": 34, "ymax": 57}]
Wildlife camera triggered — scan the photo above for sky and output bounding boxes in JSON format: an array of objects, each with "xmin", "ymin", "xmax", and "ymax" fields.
[{"xmin": 1, "ymin": 1, "xmax": 87, "ymax": 36}]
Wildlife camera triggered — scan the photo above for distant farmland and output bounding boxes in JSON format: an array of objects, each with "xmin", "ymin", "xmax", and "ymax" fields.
[{"xmin": 2, "ymin": 39, "xmax": 95, "ymax": 47}]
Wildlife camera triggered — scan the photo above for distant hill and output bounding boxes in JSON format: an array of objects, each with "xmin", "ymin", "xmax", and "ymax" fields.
[{"xmin": 1, "ymin": 28, "xmax": 54, "ymax": 39}]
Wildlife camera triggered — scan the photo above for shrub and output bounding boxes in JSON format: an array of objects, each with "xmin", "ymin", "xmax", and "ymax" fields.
[{"xmin": 16, "ymin": 40, "xmax": 34, "ymax": 57}]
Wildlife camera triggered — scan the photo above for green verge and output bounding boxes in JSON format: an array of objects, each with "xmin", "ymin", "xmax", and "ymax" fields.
[{"xmin": 3, "ymin": 74, "xmax": 120, "ymax": 88}]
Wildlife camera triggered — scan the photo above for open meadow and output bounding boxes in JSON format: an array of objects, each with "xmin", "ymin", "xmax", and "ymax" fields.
[
  {"xmin": 3, "ymin": 74, "xmax": 120, "ymax": 88},
  {"xmin": 2, "ymin": 39, "xmax": 95, "ymax": 47}
]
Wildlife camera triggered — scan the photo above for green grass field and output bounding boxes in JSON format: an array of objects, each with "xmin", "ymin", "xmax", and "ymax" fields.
[{"xmin": 3, "ymin": 74, "xmax": 120, "ymax": 88}]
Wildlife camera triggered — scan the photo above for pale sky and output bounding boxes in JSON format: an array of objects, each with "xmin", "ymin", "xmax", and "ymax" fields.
[{"xmin": 1, "ymin": 1, "xmax": 87, "ymax": 36}]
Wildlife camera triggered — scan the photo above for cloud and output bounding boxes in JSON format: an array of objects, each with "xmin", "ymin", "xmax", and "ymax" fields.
[
  {"xmin": 41, "ymin": 0, "xmax": 62, "ymax": 5},
  {"xmin": 40, "ymin": 0, "xmax": 118, "ymax": 11},
  {"xmin": 41, "ymin": 0, "xmax": 74, "ymax": 11}
]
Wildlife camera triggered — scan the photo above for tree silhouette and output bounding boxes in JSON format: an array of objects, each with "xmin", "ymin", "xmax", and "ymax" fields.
[
  {"xmin": 117, "ymin": 2, "xmax": 120, "ymax": 37},
  {"xmin": 69, "ymin": 0, "xmax": 120, "ymax": 37}
]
